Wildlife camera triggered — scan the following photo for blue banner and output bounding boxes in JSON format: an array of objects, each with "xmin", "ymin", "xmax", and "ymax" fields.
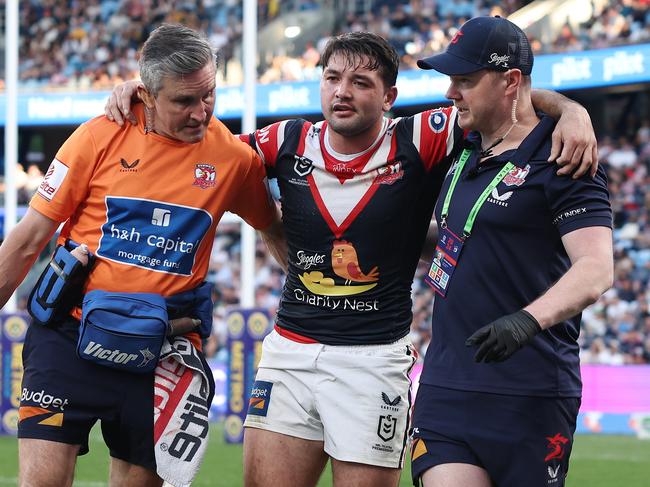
[
  {"xmin": 4, "ymin": 43, "xmax": 650, "ymax": 126},
  {"xmin": 224, "ymin": 308, "xmax": 272, "ymax": 443},
  {"xmin": 97, "ymin": 197, "xmax": 212, "ymax": 276},
  {"xmin": 0, "ymin": 313, "xmax": 28, "ymax": 436}
]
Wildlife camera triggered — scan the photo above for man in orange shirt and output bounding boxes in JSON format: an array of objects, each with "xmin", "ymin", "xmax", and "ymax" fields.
[{"xmin": 0, "ymin": 24, "xmax": 283, "ymax": 487}]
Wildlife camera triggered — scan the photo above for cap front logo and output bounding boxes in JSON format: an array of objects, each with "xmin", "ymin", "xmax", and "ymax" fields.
[
  {"xmin": 488, "ymin": 53, "xmax": 510, "ymax": 67},
  {"xmin": 450, "ymin": 30, "xmax": 464, "ymax": 44}
]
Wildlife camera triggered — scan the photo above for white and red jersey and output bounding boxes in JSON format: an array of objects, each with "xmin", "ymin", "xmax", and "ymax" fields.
[{"xmin": 241, "ymin": 107, "xmax": 462, "ymax": 344}]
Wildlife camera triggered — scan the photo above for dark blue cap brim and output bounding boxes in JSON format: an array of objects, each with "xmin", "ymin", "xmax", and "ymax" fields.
[{"xmin": 417, "ymin": 51, "xmax": 486, "ymax": 75}]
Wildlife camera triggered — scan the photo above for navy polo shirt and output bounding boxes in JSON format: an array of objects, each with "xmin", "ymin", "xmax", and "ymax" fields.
[{"xmin": 420, "ymin": 115, "xmax": 612, "ymax": 397}]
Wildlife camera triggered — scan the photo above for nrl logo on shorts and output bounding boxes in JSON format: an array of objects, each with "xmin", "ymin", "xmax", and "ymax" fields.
[
  {"xmin": 193, "ymin": 164, "xmax": 217, "ymax": 189},
  {"xmin": 377, "ymin": 414, "xmax": 397, "ymax": 442},
  {"xmin": 293, "ymin": 155, "xmax": 314, "ymax": 177}
]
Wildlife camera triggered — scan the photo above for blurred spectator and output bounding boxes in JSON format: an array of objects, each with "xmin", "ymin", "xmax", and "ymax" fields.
[
  {"xmin": 607, "ymin": 137, "xmax": 638, "ymax": 168},
  {"xmin": 0, "ymin": 163, "xmax": 45, "ymax": 205}
]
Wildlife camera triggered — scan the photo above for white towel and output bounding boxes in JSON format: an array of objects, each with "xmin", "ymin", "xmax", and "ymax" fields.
[{"xmin": 153, "ymin": 336, "xmax": 213, "ymax": 487}]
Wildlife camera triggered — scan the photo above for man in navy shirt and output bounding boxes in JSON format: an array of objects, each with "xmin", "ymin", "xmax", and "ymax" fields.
[{"xmin": 411, "ymin": 16, "xmax": 613, "ymax": 487}]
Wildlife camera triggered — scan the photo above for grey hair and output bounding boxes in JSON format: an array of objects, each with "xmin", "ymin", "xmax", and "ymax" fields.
[{"xmin": 139, "ymin": 24, "xmax": 217, "ymax": 97}]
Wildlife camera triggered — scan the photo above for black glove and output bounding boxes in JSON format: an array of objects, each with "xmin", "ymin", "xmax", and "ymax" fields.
[{"xmin": 465, "ymin": 310, "xmax": 542, "ymax": 363}]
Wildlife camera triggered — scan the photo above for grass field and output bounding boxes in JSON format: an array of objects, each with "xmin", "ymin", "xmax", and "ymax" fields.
[{"xmin": 1, "ymin": 424, "xmax": 649, "ymax": 486}]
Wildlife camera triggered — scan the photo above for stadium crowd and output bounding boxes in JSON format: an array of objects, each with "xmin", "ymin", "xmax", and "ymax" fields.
[
  {"xmin": 17, "ymin": 0, "xmax": 316, "ymax": 89},
  {"xmin": 16, "ymin": 0, "xmax": 650, "ymax": 87}
]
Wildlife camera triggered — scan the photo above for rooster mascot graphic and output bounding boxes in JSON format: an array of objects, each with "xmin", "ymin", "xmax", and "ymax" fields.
[
  {"xmin": 331, "ymin": 240, "xmax": 379, "ymax": 284},
  {"xmin": 298, "ymin": 240, "xmax": 379, "ymax": 296}
]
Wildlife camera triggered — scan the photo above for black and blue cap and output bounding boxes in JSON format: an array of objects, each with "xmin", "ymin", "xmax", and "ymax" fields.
[{"xmin": 417, "ymin": 16, "xmax": 533, "ymax": 75}]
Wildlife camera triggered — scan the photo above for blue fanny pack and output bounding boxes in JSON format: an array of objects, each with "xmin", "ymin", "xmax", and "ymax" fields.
[
  {"xmin": 28, "ymin": 241, "xmax": 95, "ymax": 326},
  {"xmin": 79, "ymin": 291, "xmax": 168, "ymax": 373}
]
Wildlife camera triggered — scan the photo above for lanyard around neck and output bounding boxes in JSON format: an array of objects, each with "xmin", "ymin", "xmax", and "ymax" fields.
[{"xmin": 440, "ymin": 148, "xmax": 514, "ymax": 239}]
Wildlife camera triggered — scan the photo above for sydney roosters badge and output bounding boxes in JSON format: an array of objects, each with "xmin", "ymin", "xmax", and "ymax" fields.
[
  {"xmin": 193, "ymin": 164, "xmax": 216, "ymax": 189},
  {"xmin": 503, "ymin": 164, "xmax": 530, "ymax": 187},
  {"xmin": 376, "ymin": 161, "xmax": 404, "ymax": 185}
]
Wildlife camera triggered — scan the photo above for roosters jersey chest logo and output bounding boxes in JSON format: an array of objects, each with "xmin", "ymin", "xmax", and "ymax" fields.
[{"xmin": 193, "ymin": 164, "xmax": 217, "ymax": 189}]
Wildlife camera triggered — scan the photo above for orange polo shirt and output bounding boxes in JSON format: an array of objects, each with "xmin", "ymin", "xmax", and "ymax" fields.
[{"xmin": 31, "ymin": 104, "xmax": 274, "ymax": 303}]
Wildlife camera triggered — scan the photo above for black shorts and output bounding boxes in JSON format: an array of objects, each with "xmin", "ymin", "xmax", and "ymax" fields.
[
  {"xmin": 18, "ymin": 317, "xmax": 156, "ymax": 471},
  {"xmin": 410, "ymin": 384, "xmax": 580, "ymax": 487}
]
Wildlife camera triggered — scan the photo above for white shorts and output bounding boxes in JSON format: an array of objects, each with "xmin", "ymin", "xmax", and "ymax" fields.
[{"xmin": 244, "ymin": 330, "xmax": 417, "ymax": 468}]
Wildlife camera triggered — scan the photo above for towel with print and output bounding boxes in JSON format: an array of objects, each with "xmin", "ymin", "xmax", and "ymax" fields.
[{"xmin": 154, "ymin": 336, "xmax": 215, "ymax": 487}]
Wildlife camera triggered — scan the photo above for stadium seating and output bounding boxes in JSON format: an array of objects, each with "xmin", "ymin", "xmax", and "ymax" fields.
[{"xmin": 17, "ymin": 1, "xmax": 650, "ymax": 87}]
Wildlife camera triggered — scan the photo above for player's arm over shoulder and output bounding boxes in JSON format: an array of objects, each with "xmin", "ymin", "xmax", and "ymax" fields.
[{"xmin": 544, "ymin": 163, "xmax": 611, "ymax": 235}]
